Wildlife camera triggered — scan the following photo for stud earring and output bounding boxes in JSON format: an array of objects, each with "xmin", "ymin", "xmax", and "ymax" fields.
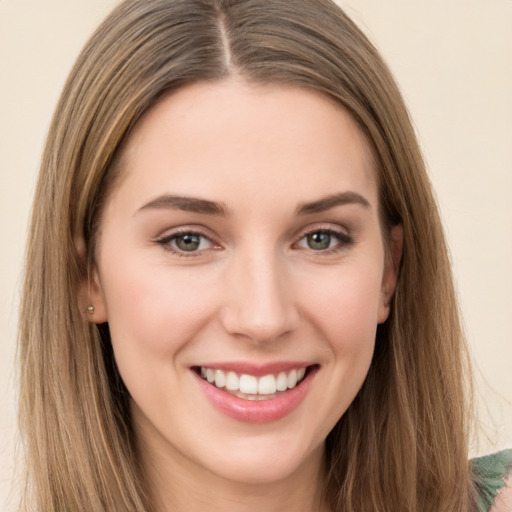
[{"xmin": 87, "ymin": 305, "xmax": 95, "ymax": 315}]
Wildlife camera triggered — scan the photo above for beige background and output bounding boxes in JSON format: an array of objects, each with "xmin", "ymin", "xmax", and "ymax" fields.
[{"xmin": 1, "ymin": 0, "xmax": 511, "ymax": 509}]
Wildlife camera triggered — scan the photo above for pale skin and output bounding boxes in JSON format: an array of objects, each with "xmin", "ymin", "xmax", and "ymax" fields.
[{"xmin": 85, "ymin": 79, "xmax": 402, "ymax": 512}]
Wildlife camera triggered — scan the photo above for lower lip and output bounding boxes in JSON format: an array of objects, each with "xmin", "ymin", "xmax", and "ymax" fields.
[{"xmin": 193, "ymin": 368, "xmax": 317, "ymax": 423}]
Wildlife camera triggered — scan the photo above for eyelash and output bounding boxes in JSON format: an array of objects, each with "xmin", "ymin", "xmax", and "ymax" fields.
[
  {"xmin": 155, "ymin": 229, "xmax": 216, "ymax": 257},
  {"xmin": 295, "ymin": 228, "xmax": 354, "ymax": 255},
  {"xmin": 154, "ymin": 227, "xmax": 354, "ymax": 257}
]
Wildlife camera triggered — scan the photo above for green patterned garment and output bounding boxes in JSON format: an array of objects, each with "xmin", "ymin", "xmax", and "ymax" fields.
[{"xmin": 472, "ymin": 449, "xmax": 512, "ymax": 511}]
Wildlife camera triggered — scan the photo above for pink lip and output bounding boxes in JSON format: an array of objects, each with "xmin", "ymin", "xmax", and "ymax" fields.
[{"xmin": 192, "ymin": 364, "xmax": 318, "ymax": 424}]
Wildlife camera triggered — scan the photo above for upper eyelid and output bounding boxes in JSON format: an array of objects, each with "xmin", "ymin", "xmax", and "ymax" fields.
[
  {"xmin": 294, "ymin": 223, "xmax": 351, "ymax": 240},
  {"xmin": 155, "ymin": 225, "xmax": 217, "ymax": 242},
  {"xmin": 159, "ymin": 230, "xmax": 211, "ymax": 242}
]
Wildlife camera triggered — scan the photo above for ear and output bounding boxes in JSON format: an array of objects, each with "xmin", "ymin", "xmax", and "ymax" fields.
[
  {"xmin": 76, "ymin": 236, "xmax": 108, "ymax": 324},
  {"xmin": 377, "ymin": 224, "xmax": 403, "ymax": 324}
]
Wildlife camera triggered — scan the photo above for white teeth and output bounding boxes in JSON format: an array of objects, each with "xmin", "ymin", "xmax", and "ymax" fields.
[
  {"xmin": 225, "ymin": 371, "xmax": 239, "ymax": 391},
  {"xmin": 239, "ymin": 374, "xmax": 258, "ymax": 394},
  {"xmin": 287, "ymin": 369, "xmax": 297, "ymax": 389},
  {"xmin": 258, "ymin": 374, "xmax": 277, "ymax": 395},
  {"xmin": 276, "ymin": 372, "xmax": 288, "ymax": 391},
  {"xmin": 199, "ymin": 366, "xmax": 308, "ymax": 396},
  {"xmin": 214, "ymin": 369, "xmax": 226, "ymax": 388}
]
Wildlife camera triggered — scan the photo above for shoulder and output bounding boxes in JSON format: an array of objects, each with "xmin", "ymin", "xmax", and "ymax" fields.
[
  {"xmin": 489, "ymin": 474, "xmax": 512, "ymax": 512},
  {"xmin": 472, "ymin": 449, "xmax": 512, "ymax": 512}
]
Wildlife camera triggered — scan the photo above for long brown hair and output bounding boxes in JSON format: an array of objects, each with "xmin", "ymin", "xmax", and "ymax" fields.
[{"xmin": 19, "ymin": 0, "xmax": 475, "ymax": 510}]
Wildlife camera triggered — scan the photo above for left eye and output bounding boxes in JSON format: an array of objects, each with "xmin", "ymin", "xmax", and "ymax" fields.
[
  {"xmin": 296, "ymin": 230, "xmax": 348, "ymax": 251},
  {"xmin": 159, "ymin": 232, "xmax": 214, "ymax": 253}
]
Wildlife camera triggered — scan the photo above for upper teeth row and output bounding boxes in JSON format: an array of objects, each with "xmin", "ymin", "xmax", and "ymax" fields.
[{"xmin": 200, "ymin": 367, "xmax": 307, "ymax": 395}]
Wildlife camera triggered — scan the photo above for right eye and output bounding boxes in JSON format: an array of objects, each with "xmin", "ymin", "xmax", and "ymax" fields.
[{"xmin": 156, "ymin": 230, "xmax": 216, "ymax": 255}]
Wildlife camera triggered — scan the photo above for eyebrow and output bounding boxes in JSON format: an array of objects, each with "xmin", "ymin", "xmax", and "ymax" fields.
[
  {"xmin": 296, "ymin": 191, "xmax": 371, "ymax": 215},
  {"xmin": 137, "ymin": 195, "xmax": 230, "ymax": 216},
  {"xmin": 137, "ymin": 191, "xmax": 370, "ymax": 217}
]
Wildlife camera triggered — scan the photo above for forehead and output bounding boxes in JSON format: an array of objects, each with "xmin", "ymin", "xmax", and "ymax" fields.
[{"xmin": 111, "ymin": 79, "xmax": 378, "ymax": 212}]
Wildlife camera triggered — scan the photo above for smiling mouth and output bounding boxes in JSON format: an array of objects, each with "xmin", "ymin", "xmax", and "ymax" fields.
[{"xmin": 193, "ymin": 366, "xmax": 314, "ymax": 401}]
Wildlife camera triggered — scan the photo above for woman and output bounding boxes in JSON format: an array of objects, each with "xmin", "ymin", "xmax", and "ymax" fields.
[{"xmin": 18, "ymin": 0, "xmax": 511, "ymax": 511}]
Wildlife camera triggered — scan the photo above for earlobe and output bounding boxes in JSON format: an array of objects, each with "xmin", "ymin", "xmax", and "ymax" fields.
[
  {"xmin": 76, "ymin": 236, "xmax": 108, "ymax": 324},
  {"xmin": 378, "ymin": 224, "xmax": 403, "ymax": 324},
  {"xmin": 84, "ymin": 267, "xmax": 108, "ymax": 323}
]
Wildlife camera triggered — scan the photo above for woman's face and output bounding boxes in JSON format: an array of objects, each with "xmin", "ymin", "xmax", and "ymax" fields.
[{"xmin": 89, "ymin": 80, "xmax": 400, "ymax": 488}]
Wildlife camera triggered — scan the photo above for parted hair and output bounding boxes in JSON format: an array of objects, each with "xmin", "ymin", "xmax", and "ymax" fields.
[{"xmin": 19, "ymin": 0, "xmax": 477, "ymax": 510}]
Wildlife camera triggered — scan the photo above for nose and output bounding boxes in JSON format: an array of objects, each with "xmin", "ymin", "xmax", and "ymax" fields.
[{"xmin": 220, "ymin": 247, "xmax": 300, "ymax": 344}]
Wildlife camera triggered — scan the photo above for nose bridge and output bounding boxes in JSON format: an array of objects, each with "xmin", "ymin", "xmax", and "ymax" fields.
[{"xmin": 221, "ymin": 244, "xmax": 299, "ymax": 343}]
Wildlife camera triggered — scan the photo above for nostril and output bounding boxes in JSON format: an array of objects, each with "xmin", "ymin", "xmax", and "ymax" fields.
[
  {"xmin": 219, "ymin": 272, "xmax": 300, "ymax": 343},
  {"xmin": 220, "ymin": 311, "xmax": 300, "ymax": 345}
]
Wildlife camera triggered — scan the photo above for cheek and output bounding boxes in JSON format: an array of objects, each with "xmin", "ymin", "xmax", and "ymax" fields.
[
  {"xmin": 311, "ymin": 269, "xmax": 382, "ymax": 419},
  {"xmin": 100, "ymin": 258, "xmax": 219, "ymax": 361},
  {"xmin": 300, "ymin": 262, "xmax": 383, "ymax": 404},
  {"xmin": 322, "ymin": 276, "xmax": 380, "ymax": 366},
  {"xmin": 300, "ymin": 261, "xmax": 384, "ymax": 346}
]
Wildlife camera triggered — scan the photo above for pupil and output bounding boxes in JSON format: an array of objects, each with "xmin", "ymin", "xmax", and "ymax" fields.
[
  {"xmin": 308, "ymin": 232, "xmax": 330, "ymax": 250},
  {"xmin": 177, "ymin": 234, "xmax": 200, "ymax": 251}
]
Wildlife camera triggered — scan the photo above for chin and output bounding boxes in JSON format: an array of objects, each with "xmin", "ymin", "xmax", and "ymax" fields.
[{"xmin": 194, "ymin": 428, "xmax": 325, "ymax": 486}]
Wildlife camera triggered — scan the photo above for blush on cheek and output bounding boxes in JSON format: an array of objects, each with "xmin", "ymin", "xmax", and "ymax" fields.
[
  {"xmin": 104, "ymin": 265, "xmax": 220, "ymax": 357},
  {"xmin": 309, "ymin": 270, "xmax": 383, "ymax": 320}
]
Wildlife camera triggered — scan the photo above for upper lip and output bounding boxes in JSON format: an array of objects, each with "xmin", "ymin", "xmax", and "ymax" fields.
[{"xmin": 192, "ymin": 361, "xmax": 315, "ymax": 377}]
